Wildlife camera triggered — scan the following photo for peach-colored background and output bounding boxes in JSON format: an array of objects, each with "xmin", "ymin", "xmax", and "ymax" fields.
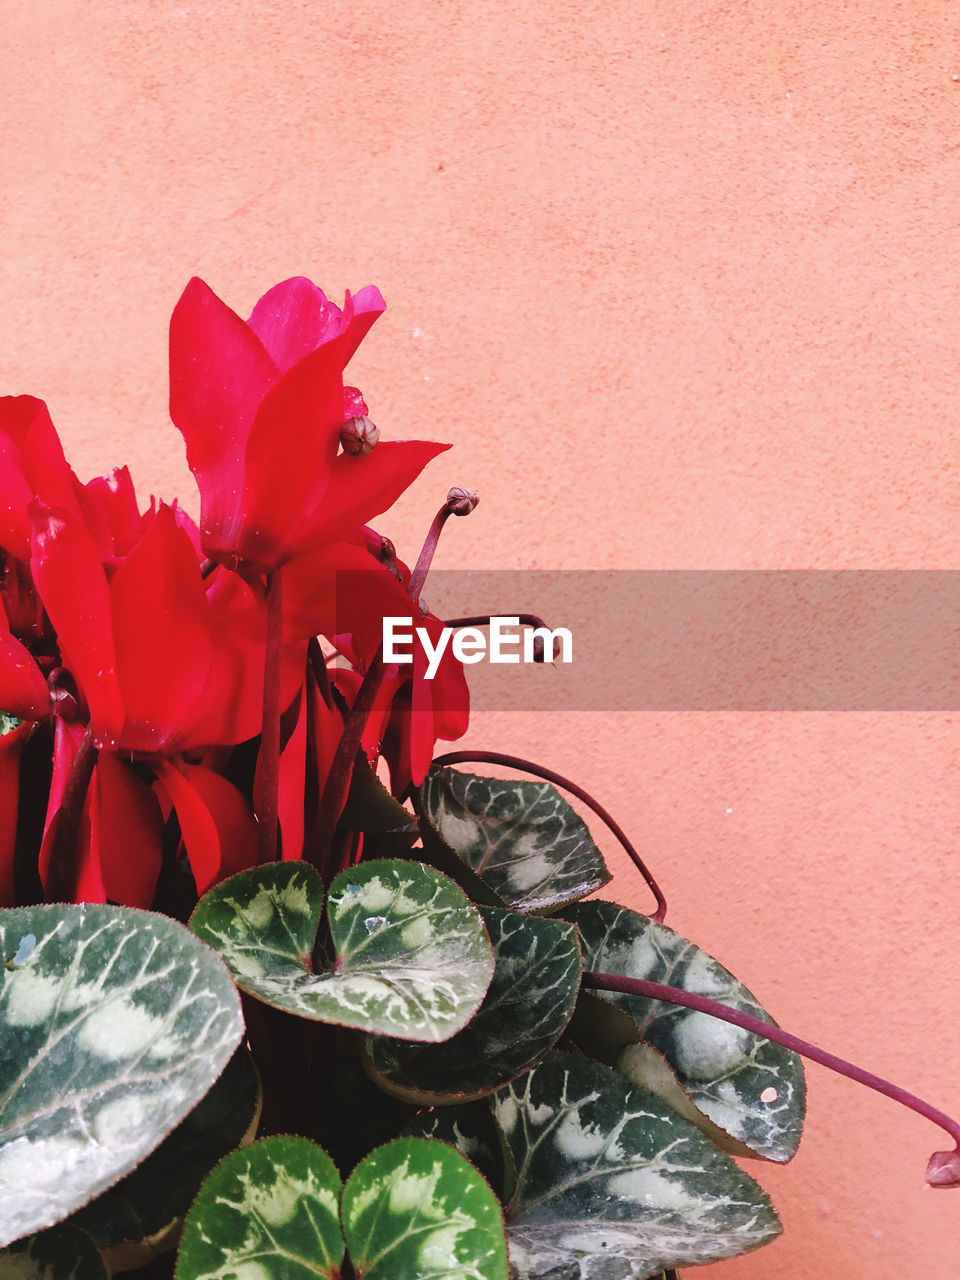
[{"xmin": 4, "ymin": 2, "xmax": 960, "ymax": 1275}]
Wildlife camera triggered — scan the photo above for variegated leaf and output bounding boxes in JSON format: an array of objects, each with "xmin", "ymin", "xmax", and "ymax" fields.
[
  {"xmin": 0, "ymin": 1224, "xmax": 108, "ymax": 1279},
  {"xmin": 342, "ymin": 1137, "xmax": 508, "ymax": 1279},
  {"xmin": 0, "ymin": 905, "xmax": 244, "ymax": 1247},
  {"xmin": 404, "ymin": 1103, "xmax": 511, "ymax": 1198},
  {"xmin": 419, "ymin": 766, "xmax": 611, "ymax": 913},
  {"xmin": 365, "ymin": 907, "xmax": 581, "ymax": 1102},
  {"xmin": 563, "ymin": 901, "xmax": 806, "ymax": 1162},
  {"xmin": 190, "ymin": 860, "xmax": 494, "ymax": 1042},
  {"xmin": 175, "ymin": 1137, "xmax": 343, "ymax": 1280},
  {"xmin": 493, "ymin": 1053, "xmax": 781, "ymax": 1279},
  {"xmin": 69, "ymin": 1048, "xmax": 260, "ymax": 1253}
]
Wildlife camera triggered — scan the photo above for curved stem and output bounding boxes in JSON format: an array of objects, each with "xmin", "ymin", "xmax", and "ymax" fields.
[
  {"xmin": 445, "ymin": 615, "xmax": 557, "ymax": 660},
  {"xmin": 308, "ymin": 650, "xmax": 386, "ymax": 877},
  {"xmin": 583, "ymin": 970, "xmax": 960, "ymax": 1175},
  {"xmin": 44, "ymin": 726, "xmax": 97, "ymax": 902},
  {"xmin": 408, "ymin": 505, "xmax": 454, "ymax": 605},
  {"xmin": 432, "ymin": 749, "xmax": 667, "ymax": 921},
  {"xmin": 254, "ymin": 567, "xmax": 283, "ymax": 864}
]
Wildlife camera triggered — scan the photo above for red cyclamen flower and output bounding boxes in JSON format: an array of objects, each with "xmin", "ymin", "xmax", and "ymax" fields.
[{"xmin": 169, "ymin": 276, "xmax": 450, "ymax": 570}]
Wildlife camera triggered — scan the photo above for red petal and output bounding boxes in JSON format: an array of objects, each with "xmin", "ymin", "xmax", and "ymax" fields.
[
  {"xmin": 110, "ymin": 505, "xmax": 212, "ymax": 753},
  {"xmin": 339, "ymin": 286, "xmax": 387, "ymax": 366},
  {"xmin": 155, "ymin": 759, "xmax": 257, "ymax": 893},
  {"xmin": 93, "ymin": 753, "xmax": 163, "ymax": 908},
  {"xmin": 281, "ymin": 539, "xmax": 415, "ymax": 646},
  {"xmin": 291, "ymin": 441, "xmax": 451, "ymax": 558},
  {"xmin": 169, "ymin": 278, "xmax": 279, "ymax": 554},
  {"xmin": 0, "ymin": 396, "xmax": 81, "ymax": 561},
  {"xmin": 83, "ymin": 467, "xmax": 144, "ymax": 559},
  {"xmin": 30, "ymin": 503, "xmax": 124, "ymax": 747},
  {"xmin": 0, "ymin": 631, "xmax": 49, "ymax": 721},
  {"xmin": 236, "ymin": 341, "xmax": 348, "ymax": 567},
  {"xmin": 247, "ymin": 277, "xmax": 343, "ymax": 374},
  {"xmin": 342, "ymin": 386, "xmax": 369, "ymax": 419},
  {"xmin": 0, "ymin": 722, "xmax": 31, "ymax": 905}
]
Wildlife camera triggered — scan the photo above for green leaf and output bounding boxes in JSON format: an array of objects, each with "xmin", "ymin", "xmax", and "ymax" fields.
[
  {"xmin": 339, "ymin": 755, "xmax": 415, "ymax": 833},
  {"xmin": 0, "ymin": 712, "xmax": 22, "ymax": 737},
  {"xmin": 365, "ymin": 907, "xmax": 581, "ymax": 1102},
  {"xmin": 342, "ymin": 1137, "xmax": 508, "ymax": 1279},
  {"xmin": 562, "ymin": 901, "xmax": 806, "ymax": 1162},
  {"xmin": 69, "ymin": 1047, "xmax": 260, "ymax": 1251},
  {"xmin": 0, "ymin": 904, "xmax": 244, "ymax": 1247},
  {"xmin": 403, "ymin": 1103, "xmax": 511, "ymax": 1199},
  {"xmin": 493, "ymin": 1053, "xmax": 781, "ymax": 1279},
  {"xmin": 419, "ymin": 766, "xmax": 611, "ymax": 913},
  {"xmin": 175, "ymin": 1136, "xmax": 343, "ymax": 1280},
  {"xmin": 190, "ymin": 860, "xmax": 494, "ymax": 1041},
  {"xmin": 0, "ymin": 1224, "xmax": 108, "ymax": 1279}
]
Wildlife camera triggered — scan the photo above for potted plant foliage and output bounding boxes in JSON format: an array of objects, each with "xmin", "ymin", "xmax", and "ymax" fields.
[{"xmin": 0, "ymin": 275, "xmax": 956, "ymax": 1280}]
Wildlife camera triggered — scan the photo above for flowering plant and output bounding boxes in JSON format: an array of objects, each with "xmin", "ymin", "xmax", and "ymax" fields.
[{"xmin": 0, "ymin": 277, "xmax": 955, "ymax": 1280}]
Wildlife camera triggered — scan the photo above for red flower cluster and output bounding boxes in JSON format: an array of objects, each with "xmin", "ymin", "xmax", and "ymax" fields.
[{"xmin": 0, "ymin": 277, "xmax": 469, "ymax": 910}]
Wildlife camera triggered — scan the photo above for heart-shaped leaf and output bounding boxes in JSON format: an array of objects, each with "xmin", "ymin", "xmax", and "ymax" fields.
[
  {"xmin": 493, "ymin": 1053, "xmax": 781, "ymax": 1279},
  {"xmin": 190, "ymin": 860, "xmax": 494, "ymax": 1041},
  {"xmin": 404, "ymin": 1103, "xmax": 511, "ymax": 1199},
  {"xmin": 69, "ymin": 1047, "xmax": 260, "ymax": 1254},
  {"xmin": 0, "ymin": 1224, "xmax": 108, "ymax": 1279},
  {"xmin": 365, "ymin": 907, "xmax": 581, "ymax": 1102},
  {"xmin": 563, "ymin": 901, "xmax": 806, "ymax": 1162},
  {"xmin": 419, "ymin": 766, "xmax": 611, "ymax": 913},
  {"xmin": 342, "ymin": 1137, "xmax": 508, "ymax": 1279},
  {"xmin": 0, "ymin": 904, "xmax": 244, "ymax": 1247},
  {"xmin": 175, "ymin": 1136, "xmax": 343, "ymax": 1280}
]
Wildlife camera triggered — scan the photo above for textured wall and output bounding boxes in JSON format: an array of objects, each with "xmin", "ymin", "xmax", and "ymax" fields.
[{"xmin": 4, "ymin": 2, "xmax": 960, "ymax": 1274}]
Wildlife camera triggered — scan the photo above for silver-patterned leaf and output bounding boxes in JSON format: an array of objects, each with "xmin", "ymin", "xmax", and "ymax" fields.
[
  {"xmin": 365, "ymin": 907, "xmax": 581, "ymax": 1102},
  {"xmin": 68, "ymin": 1047, "xmax": 261, "ymax": 1253},
  {"xmin": 342, "ymin": 1137, "xmax": 508, "ymax": 1279},
  {"xmin": 0, "ymin": 1224, "xmax": 108, "ymax": 1279},
  {"xmin": 404, "ymin": 1102, "xmax": 511, "ymax": 1197},
  {"xmin": 494, "ymin": 1053, "xmax": 781, "ymax": 1279},
  {"xmin": 175, "ymin": 1137, "xmax": 343, "ymax": 1280},
  {"xmin": 0, "ymin": 905, "xmax": 244, "ymax": 1247},
  {"xmin": 420, "ymin": 766, "xmax": 611, "ymax": 913},
  {"xmin": 190, "ymin": 860, "xmax": 494, "ymax": 1042},
  {"xmin": 562, "ymin": 901, "xmax": 805, "ymax": 1162}
]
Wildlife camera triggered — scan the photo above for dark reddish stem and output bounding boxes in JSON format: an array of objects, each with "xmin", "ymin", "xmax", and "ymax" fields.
[
  {"xmin": 255, "ymin": 567, "xmax": 284, "ymax": 864},
  {"xmin": 408, "ymin": 507, "xmax": 455, "ymax": 605},
  {"xmin": 44, "ymin": 726, "xmax": 97, "ymax": 902},
  {"xmin": 445, "ymin": 614, "xmax": 558, "ymax": 660},
  {"xmin": 432, "ymin": 750, "xmax": 668, "ymax": 921},
  {"xmin": 309, "ymin": 650, "xmax": 386, "ymax": 877},
  {"xmin": 408, "ymin": 488, "xmax": 478, "ymax": 605},
  {"xmin": 583, "ymin": 970, "xmax": 960, "ymax": 1184}
]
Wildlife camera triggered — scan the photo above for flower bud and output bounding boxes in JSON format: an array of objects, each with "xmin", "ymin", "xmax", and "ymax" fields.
[
  {"xmin": 926, "ymin": 1148, "xmax": 960, "ymax": 1188},
  {"xmin": 340, "ymin": 416, "xmax": 380, "ymax": 455},
  {"xmin": 446, "ymin": 486, "xmax": 479, "ymax": 516}
]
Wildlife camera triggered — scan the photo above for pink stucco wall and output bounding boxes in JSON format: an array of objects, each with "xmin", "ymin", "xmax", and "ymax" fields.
[{"xmin": 4, "ymin": 2, "xmax": 959, "ymax": 1274}]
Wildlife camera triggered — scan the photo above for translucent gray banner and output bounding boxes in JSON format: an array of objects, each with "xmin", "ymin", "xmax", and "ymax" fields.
[{"xmin": 337, "ymin": 571, "xmax": 960, "ymax": 710}]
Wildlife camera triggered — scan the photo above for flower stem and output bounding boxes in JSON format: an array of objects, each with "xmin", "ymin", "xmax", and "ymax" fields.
[
  {"xmin": 445, "ymin": 615, "xmax": 558, "ymax": 660},
  {"xmin": 408, "ymin": 488, "xmax": 478, "ymax": 605},
  {"xmin": 44, "ymin": 726, "xmax": 97, "ymax": 902},
  {"xmin": 431, "ymin": 750, "xmax": 668, "ymax": 921},
  {"xmin": 308, "ymin": 650, "xmax": 386, "ymax": 877},
  {"xmin": 583, "ymin": 969, "xmax": 960, "ymax": 1184},
  {"xmin": 255, "ymin": 566, "xmax": 283, "ymax": 864}
]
